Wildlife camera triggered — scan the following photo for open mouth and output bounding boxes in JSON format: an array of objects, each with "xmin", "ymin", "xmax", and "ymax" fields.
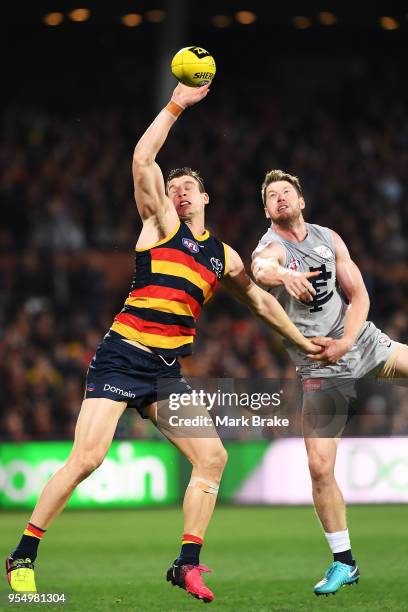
[
  {"xmin": 179, "ymin": 200, "xmax": 191, "ymax": 208},
  {"xmin": 278, "ymin": 205, "xmax": 288, "ymax": 212}
]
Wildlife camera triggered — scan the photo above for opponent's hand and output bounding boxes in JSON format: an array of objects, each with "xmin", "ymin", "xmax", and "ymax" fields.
[
  {"xmin": 298, "ymin": 337, "xmax": 326, "ymax": 355},
  {"xmin": 282, "ymin": 270, "xmax": 320, "ymax": 303},
  {"xmin": 307, "ymin": 336, "xmax": 353, "ymax": 363},
  {"xmin": 171, "ymin": 82, "xmax": 211, "ymax": 109}
]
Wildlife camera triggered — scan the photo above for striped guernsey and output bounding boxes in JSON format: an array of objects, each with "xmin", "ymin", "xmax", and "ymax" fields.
[{"xmin": 111, "ymin": 222, "xmax": 228, "ymax": 357}]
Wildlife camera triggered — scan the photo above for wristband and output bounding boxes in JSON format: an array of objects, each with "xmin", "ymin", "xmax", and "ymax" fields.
[{"xmin": 165, "ymin": 100, "xmax": 185, "ymax": 118}]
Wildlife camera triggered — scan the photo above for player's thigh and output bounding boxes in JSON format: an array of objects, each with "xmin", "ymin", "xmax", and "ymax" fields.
[
  {"xmin": 302, "ymin": 387, "xmax": 352, "ymax": 439},
  {"xmin": 145, "ymin": 400, "xmax": 227, "ymax": 470},
  {"xmin": 385, "ymin": 345, "xmax": 408, "ymax": 379},
  {"xmin": 71, "ymin": 397, "xmax": 127, "ymax": 458}
]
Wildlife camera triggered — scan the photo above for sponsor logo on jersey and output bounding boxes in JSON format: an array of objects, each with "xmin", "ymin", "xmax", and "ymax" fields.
[
  {"xmin": 378, "ymin": 333, "xmax": 392, "ymax": 347},
  {"xmin": 288, "ymin": 257, "xmax": 301, "ymax": 271},
  {"xmin": 211, "ymin": 257, "xmax": 224, "ymax": 279},
  {"xmin": 86, "ymin": 383, "xmax": 96, "ymax": 392},
  {"xmin": 313, "ymin": 245, "xmax": 333, "ymax": 259},
  {"xmin": 182, "ymin": 237, "xmax": 200, "ymax": 253}
]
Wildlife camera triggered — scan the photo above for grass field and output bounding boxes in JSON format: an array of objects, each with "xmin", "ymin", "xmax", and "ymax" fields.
[{"xmin": 1, "ymin": 506, "xmax": 407, "ymax": 612}]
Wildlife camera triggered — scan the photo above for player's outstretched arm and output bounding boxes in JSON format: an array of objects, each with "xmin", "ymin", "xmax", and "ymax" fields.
[
  {"xmin": 222, "ymin": 246, "xmax": 319, "ymax": 354},
  {"xmin": 132, "ymin": 83, "xmax": 210, "ymax": 222},
  {"xmin": 309, "ymin": 231, "xmax": 370, "ymax": 363},
  {"xmin": 252, "ymin": 242, "xmax": 319, "ymax": 302}
]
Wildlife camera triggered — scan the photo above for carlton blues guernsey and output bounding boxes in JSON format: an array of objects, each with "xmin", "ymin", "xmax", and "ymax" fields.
[
  {"xmin": 110, "ymin": 221, "xmax": 228, "ymax": 357},
  {"xmin": 253, "ymin": 222, "xmax": 401, "ymax": 379}
]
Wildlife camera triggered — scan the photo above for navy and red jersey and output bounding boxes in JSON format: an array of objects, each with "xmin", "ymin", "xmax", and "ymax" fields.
[{"xmin": 111, "ymin": 222, "xmax": 228, "ymax": 357}]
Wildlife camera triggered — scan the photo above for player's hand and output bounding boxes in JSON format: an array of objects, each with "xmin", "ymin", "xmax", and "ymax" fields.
[
  {"xmin": 299, "ymin": 337, "xmax": 325, "ymax": 355},
  {"xmin": 171, "ymin": 82, "xmax": 211, "ymax": 109},
  {"xmin": 282, "ymin": 270, "xmax": 320, "ymax": 303},
  {"xmin": 307, "ymin": 336, "xmax": 353, "ymax": 363}
]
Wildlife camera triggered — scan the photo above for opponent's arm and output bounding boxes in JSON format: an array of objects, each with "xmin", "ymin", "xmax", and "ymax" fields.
[
  {"xmin": 222, "ymin": 246, "xmax": 319, "ymax": 354},
  {"xmin": 309, "ymin": 231, "xmax": 370, "ymax": 363},
  {"xmin": 252, "ymin": 242, "xmax": 319, "ymax": 302},
  {"xmin": 132, "ymin": 83, "xmax": 210, "ymax": 222}
]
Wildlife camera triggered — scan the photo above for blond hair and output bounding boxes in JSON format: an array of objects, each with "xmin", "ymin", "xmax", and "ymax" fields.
[{"xmin": 261, "ymin": 169, "xmax": 303, "ymax": 204}]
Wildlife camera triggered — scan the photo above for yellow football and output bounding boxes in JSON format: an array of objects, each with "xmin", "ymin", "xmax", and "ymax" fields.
[{"xmin": 171, "ymin": 46, "xmax": 216, "ymax": 87}]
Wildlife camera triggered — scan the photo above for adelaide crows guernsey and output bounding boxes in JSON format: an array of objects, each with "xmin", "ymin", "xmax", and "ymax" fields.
[{"xmin": 111, "ymin": 222, "xmax": 228, "ymax": 357}]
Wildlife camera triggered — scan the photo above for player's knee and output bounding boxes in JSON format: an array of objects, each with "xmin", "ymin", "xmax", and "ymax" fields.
[
  {"xmin": 194, "ymin": 446, "xmax": 228, "ymax": 479},
  {"xmin": 308, "ymin": 452, "xmax": 334, "ymax": 482},
  {"xmin": 68, "ymin": 450, "xmax": 105, "ymax": 481}
]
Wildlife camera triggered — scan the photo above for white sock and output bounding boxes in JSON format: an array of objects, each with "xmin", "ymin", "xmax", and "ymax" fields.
[{"xmin": 324, "ymin": 528, "xmax": 351, "ymax": 553}]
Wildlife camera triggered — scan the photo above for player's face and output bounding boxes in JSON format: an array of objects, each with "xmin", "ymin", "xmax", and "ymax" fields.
[
  {"xmin": 167, "ymin": 176, "xmax": 209, "ymax": 220},
  {"xmin": 264, "ymin": 180, "xmax": 305, "ymax": 224}
]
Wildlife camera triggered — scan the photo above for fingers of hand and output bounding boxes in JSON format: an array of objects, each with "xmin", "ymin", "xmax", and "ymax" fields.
[
  {"xmin": 307, "ymin": 353, "xmax": 326, "ymax": 361},
  {"xmin": 287, "ymin": 279, "xmax": 314, "ymax": 302},
  {"xmin": 304, "ymin": 281, "xmax": 316, "ymax": 295},
  {"xmin": 313, "ymin": 336, "xmax": 331, "ymax": 347},
  {"xmin": 299, "ymin": 291, "xmax": 313, "ymax": 303},
  {"xmin": 307, "ymin": 345, "xmax": 322, "ymax": 355},
  {"xmin": 298, "ymin": 282, "xmax": 315, "ymax": 302}
]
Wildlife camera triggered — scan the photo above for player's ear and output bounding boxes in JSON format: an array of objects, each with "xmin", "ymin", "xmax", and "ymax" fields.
[
  {"xmin": 264, "ymin": 206, "xmax": 270, "ymax": 219},
  {"xmin": 203, "ymin": 192, "xmax": 209, "ymax": 205},
  {"xmin": 299, "ymin": 197, "xmax": 305, "ymax": 210}
]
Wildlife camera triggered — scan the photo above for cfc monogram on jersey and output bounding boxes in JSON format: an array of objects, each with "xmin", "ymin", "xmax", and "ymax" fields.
[
  {"xmin": 307, "ymin": 263, "xmax": 333, "ymax": 313},
  {"xmin": 253, "ymin": 223, "xmax": 347, "ymax": 340}
]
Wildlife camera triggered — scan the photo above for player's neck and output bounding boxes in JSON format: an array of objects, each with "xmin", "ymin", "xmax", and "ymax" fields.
[
  {"xmin": 185, "ymin": 216, "xmax": 206, "ymax": 239},
  {"xmin": 272, "ymin": 217, "xmax": 307, "ymax": 242}
]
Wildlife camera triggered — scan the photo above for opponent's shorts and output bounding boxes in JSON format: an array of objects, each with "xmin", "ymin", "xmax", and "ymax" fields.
[
  {"xmin": 84, "ymin": 331, "xmax": 191, "ymax": 417},
  {"xmin": 295, "ymin": 322, "xmax": 405, "ymax": 437},
  {"xmin": 296, "ymin": 321, "xmax": 402, "ymax": 380}
]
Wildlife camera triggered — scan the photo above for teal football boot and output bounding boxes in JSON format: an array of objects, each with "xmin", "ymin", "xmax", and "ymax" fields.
[{"xmin": 314, "ymin": 561, "xmax": 360, "ymax": 596}]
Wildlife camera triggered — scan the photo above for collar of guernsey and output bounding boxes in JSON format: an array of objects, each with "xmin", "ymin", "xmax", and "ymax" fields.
[{"xmin": 111, "ymin": 221, "xmax": 229, "ymax": 357}]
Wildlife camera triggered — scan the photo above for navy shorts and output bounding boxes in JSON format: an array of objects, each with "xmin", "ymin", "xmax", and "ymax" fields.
[{"xmin": 84, "ymin": 331, "xmax": 191, "ymax": 416}]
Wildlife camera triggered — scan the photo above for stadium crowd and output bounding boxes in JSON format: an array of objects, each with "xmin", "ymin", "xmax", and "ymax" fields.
[{"xmin": 1, "ymin": 55, "xmax": 408, "ymax": 440}]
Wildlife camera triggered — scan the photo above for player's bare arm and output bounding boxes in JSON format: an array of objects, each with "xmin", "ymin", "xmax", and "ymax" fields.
[
  {"xmin": 252, "ymin": 241, "xmax": 319, "ymax": 303},
  {"xmin": 223, "ymin": 245, "xmax": 319, "ymax": 354},
  {"xmin": 309, "ymin": 231, "xmax": 370, "ymax": 363},
  {"xmin": 133, "ymin": 82, "xmax": 210, "ymax": 248}
]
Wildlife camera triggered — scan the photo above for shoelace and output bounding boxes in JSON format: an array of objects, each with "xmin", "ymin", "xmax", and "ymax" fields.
[
  {"xmin": 326, "ymin": 563, "xmax": 348, "ymax": 580},
  {"xmin": 325, "ymin": 565, "xmax": 336, "ymax": 579},
  {"xmin": 10, "ymin": 559, "xmax": 33, "ymax": 569}
]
